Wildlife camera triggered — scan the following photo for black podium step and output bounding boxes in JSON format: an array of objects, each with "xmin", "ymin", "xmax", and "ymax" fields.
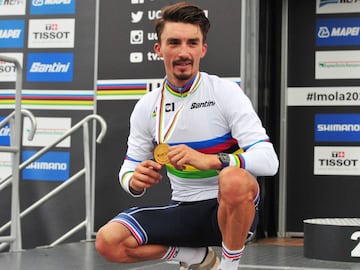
[{"xmin": 304, "ymin": 218, "xmax": 360, "ymax": 262}]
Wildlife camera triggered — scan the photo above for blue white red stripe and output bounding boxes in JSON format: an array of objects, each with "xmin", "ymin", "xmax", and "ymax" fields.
[
  {"xmin": 222, "ymin": 245, "xmax": 244, "ymax": 261},
  {"xmin": 111, "ymin": 211, "xmax": 148, "ymax": 245}
]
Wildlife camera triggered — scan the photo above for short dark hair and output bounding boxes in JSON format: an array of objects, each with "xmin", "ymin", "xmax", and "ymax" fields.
[{"xmin": 155, "ymin": 2, "xmax": 210, "ymax": 43}]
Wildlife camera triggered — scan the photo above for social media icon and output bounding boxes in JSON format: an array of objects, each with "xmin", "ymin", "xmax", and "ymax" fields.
[
  {"xmin": 131, "ymin": 11, "xmax": 144, "ymax": 23},
  {"xmin": 130, "ymin": 52, "xmax": 143, "ymax": 63},
  {"xmin": 130, "ymin": 30, "xmax": 143, "ymax": 44}
]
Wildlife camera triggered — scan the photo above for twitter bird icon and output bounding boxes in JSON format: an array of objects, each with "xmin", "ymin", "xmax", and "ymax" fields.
[{"xmin": 131, "ymin": 11, "xmax": 144, "ymax": 23}]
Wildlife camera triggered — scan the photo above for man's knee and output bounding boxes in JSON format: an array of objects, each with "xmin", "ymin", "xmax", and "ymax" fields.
[
  {"xmin": 96, "ymin": 224, "xmax": 117, "ymax": 261},
  {"xmin": 218, "ymin": 167, "xmax": 258, "ymax": 204},
  {"xmin": 95, "ymin": 222, "xmax": 132, "ymax": 263}
]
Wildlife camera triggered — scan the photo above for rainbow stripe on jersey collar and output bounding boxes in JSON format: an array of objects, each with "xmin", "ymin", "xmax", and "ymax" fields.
[{"xmin": 164, "ymin": 73, "xmax": 201, "ymax": 97}]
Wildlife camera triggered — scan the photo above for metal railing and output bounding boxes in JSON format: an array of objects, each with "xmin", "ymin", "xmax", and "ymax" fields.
[
  {"xmin": 0, "ymin": 114, "xmax": 107, "ymax": 251},
  {"xmin": 0, "ymin": 55, "xmax": 107, "ymax": 252},
  {"xmin": 0, "ymin": 55, "xmax": 27, "ymax": 251}
]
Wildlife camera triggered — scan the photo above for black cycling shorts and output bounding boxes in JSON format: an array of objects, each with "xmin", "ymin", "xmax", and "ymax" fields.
[{"xmin": 111, "ymin": 197, "xmax": 259, "ymax": 247}]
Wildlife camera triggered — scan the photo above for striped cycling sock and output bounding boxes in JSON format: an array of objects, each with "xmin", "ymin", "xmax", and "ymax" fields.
[
  {"xmin": 218, "ymin": 242, "xmax": 244, "ymax": 270},
  {"xmin": 162, "ymin": 246, "xmax": 207, "ymax": 266}
]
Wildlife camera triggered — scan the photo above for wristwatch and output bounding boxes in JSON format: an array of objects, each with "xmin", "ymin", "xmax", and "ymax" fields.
[{"xmin": 217, "ymin": 153, "xmax": 230, "ymax": 169}]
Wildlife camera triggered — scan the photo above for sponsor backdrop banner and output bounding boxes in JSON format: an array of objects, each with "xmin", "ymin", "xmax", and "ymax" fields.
[
  {"xmin": 286, "ymin": 0, "xmax": 360, "ymax": 232},
  {"xmin": 0, "ymin": 0, "xmax": 97, "ymax": 248},
  {"xmin": 94, "ymin": 0, "xmax": 242, "ymax": 231},
  {"xmin": 0, "ymin": 0, "xmax": 96, "ymax": 110}
]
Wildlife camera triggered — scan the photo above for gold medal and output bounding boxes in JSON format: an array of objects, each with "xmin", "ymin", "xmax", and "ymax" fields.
[{"xmin": 153, "ymin": 143, "xmax": 169, "ymax": 164}]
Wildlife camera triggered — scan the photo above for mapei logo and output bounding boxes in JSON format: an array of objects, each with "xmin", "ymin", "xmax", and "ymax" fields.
[
  {"xmin": 28, "ymin": 19, "xmax": 75, "ymax": 48},
  {"xmin": 32, "ymin": 0, "xmax": 72, "ymax": 5},
  {"xmin": 0, "ymin": 20, "xmax": 24, "ymax": 48},
  {"xmin": 316, "ymin": 18, "xmax": 360, "ymax": 46},
  {"xmin": 26, "ymin": 53, "xmax": 73, "ymax": 82},
  {"xmin": 30, "ymin": 0, "xmax": 75, "ymax": 15},
  {"xmin": 318, "ymin": 26, "xmax": 331, "ymax": 38}
]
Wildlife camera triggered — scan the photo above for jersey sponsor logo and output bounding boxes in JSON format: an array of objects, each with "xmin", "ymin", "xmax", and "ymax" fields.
[
  {"xmin": 315, "ymin": 113, "xmax": 360, "ymax": 142},
  {"xmin": 0, "ymin": 20, "xmax": 24, "ymax": 48},
  {"xmin": 26, "ymin": 52, "xmax": 73, "ymax": 82},
  {"xmin": 28, "ymin": 18, "xmax": 75, "ymax": 48},
  {"xmin": 190, "ymin": 100, "xmax": 216, "ymax": 110},
  {"xmin": 165, "ymin": 102, "xmax": 174, "ymax": 112},
  {"xmin": 30, "ymin": 0, "xmax": 75, "ymax": 15},
  {"xmin": 316, "ymin": 18, "xmax": 360, "ymax": 46},
  {"xmin": 22, "ymin": 150, "xmax": 70, "ymax": 181}
]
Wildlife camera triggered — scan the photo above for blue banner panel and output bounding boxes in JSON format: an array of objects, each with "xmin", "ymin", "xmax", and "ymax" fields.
[
  {"xmin": 30, "ymin": 0, "xmax": 76, "ymax": 15},
  {"xmin": 316, "ymin": 18, "xmax": 360, "ymax": 46},
  {"xmin": 22, "ymin": 150, "xmax": 70, "ymax": 181},
  {"xmin": 315, "ymin": 113, "xmax": 360, "ymax": 142},
  {"xmin": 26, "ymin": 52, "xmax": 74, "ymax": 82},
  {"xmin": 0, "ymin": 20, "xmax": 25, "ymax": 48},
  {"xmin": 0, "ymin": 116, "xmax": 10, "ymax": 146}
]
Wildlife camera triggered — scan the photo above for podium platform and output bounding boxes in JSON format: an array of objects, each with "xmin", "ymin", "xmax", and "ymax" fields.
[
  {"xmin": 1, "ymin": 239, "xmax": 360, "ymax": 270},
  {"xmin": 304, "ymin": 218, "xmax": 360, "ymax": 263}
]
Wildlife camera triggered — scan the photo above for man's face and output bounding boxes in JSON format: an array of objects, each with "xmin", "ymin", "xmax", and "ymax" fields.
[{"xmin": 154, "ymin": 22, "xmax": 207, "ymax": 87}]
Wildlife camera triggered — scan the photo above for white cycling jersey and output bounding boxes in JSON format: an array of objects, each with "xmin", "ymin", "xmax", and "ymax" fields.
[{"xmin": 119, "ymin": 72, "xmax": 278, "ymax": 202}]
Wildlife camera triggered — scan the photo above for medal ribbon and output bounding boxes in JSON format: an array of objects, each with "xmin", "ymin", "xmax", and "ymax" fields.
[{"xmin": 156, "ymin": 72, "xmax": 201, "ymax": 144}]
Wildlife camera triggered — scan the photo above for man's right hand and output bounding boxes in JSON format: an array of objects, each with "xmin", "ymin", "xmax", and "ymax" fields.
[{"xmin": 129, "ymin": 160, "xmax": 163, "ymax": 194}]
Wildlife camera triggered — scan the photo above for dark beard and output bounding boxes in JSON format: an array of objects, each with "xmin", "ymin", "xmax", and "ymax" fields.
[
  {"xmin": 173, "ymin": 58, "xmax": 193, "ymax": 81},
  {"xmin": 174, "ymin": 73, "xmax": 192, "ymax": 81}
]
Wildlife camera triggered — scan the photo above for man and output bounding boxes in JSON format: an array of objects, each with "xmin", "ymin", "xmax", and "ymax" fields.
[{"xmin": 96, "ymin": 2, "xmax": 279, "ymax": 270}]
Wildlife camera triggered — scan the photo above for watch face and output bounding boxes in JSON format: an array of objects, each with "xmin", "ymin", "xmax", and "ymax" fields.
[
  {"xmin": 219, "ymin": 153, "xmax": 230, "ymax": 163},
  {"xmin": 218, "ymin": 153, "xmax": 230, "ymax": 166}
]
